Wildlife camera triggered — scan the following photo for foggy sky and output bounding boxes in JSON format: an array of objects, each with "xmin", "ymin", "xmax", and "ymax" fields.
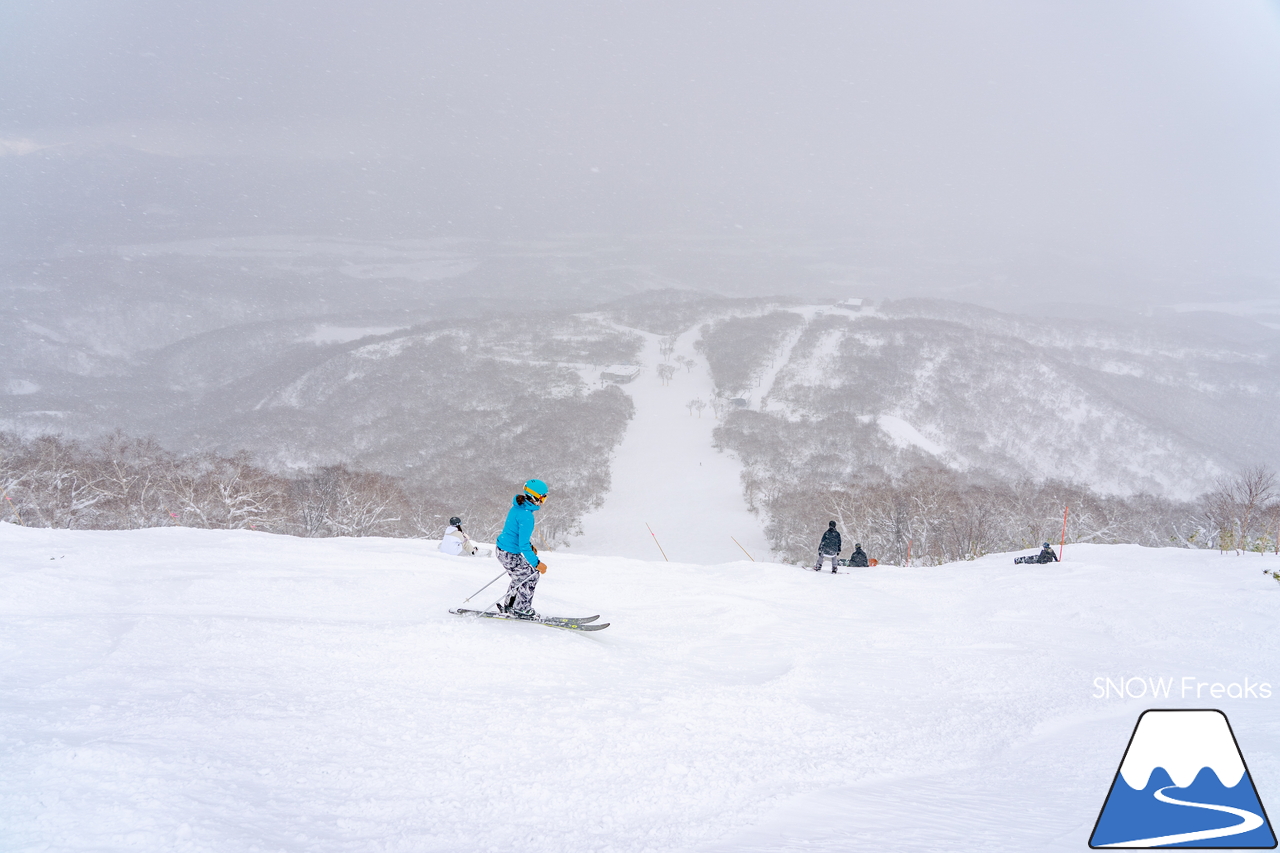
[{"xmin": 2, "ymin": 1, "xmax": 1279, "ymax": 306}]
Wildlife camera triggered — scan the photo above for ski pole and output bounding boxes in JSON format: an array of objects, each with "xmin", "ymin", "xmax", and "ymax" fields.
[
  {"xmin": 463, "ymin": 571, "xmax": 507, "ymax": 604},
  {"xmin": 646, "ymin": 522, "xmax": 669, "ymax": 562},
  {"xmin": 479, "ymin": 589, "xmax": 508, "ymax": 616},
  {"xmin": 731, "ymin": 536, "xmax": 755, "ymax": 561}
]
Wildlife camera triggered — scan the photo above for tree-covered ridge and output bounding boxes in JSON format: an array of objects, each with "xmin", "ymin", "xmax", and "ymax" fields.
[
  {"xmin": 695, "ymin": 311, "xmax": 805, "ymax": 397},
  {"xmin": 0, "ymin": 312, "xmax": 643, "ymax": 545},
  {"xmin": 684, "ymin": 297, "xmax": 1280, "ymax": 564}
]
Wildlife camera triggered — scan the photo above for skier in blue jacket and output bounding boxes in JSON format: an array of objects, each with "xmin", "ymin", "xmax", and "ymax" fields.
[{"xmin": 495, "ymin": 478, "xmax": 549, "ymax": 618}]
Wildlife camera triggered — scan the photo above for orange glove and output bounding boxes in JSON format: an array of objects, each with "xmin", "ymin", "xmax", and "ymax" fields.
[{"xmin": 536, "ymin": 560, "xmax": 548, "ymax": 574}]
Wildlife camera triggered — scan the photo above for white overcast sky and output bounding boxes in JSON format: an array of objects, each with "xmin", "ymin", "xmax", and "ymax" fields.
[{"xmin": 2, "ymin": 1, "xmax": 1279, "ymax": 304}]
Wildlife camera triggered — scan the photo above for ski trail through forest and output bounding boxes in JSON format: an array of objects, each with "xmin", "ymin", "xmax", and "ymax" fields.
[
  {"xmin": 753, "ymin": 305, "xmax": 822, "ymax": 410},
  {"xmin": 568, "ymin": 326, "xmax": 772, "ymax": 564}
]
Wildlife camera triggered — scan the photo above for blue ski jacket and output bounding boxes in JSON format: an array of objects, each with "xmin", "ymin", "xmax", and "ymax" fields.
[{"xmin": 496, "ymin": 494, "xmax": 541, "ymax": 567}]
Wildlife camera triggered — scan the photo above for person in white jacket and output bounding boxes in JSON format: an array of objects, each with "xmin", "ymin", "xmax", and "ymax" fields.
[{"xmin": 439, "ymin": 516, "xmax": 478, "ymax": 556}]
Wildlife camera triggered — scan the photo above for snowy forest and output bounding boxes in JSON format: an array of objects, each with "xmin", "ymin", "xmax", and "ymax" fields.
[
  {"xmin": 692, "ymin": 299, "xmax": 1280, "ymax": 563},
  {"xmin": 0, "ymin": 308, "xmax": 644, "ymax": 544},
  {"xmin": 0, "ymin": 427, "xmax": 622, "ymax": 546},
  {"xmin": 2, "ymin": 289, "xmax": 1278, "ymax": 565},
  {"xmin": 2, "ymin": 430, "xmax": 1276, "ymax": 568},
  {"xmin": 757, "ymin": 464, "xmax": 1280, "ymax": 566}
]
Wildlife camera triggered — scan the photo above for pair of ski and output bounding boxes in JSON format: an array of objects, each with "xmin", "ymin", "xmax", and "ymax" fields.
[{"xmin": 450, "ymin": 608, "xmax": 610, "ymax": 632}]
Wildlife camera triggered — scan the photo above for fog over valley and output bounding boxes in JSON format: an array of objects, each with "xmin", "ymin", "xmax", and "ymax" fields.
[
  {"xmin": 1, "ymin": 1, "xmax": 1279, "ymax": 551},
  {"xmin": 4, "ymin": 2, "xmax": 1280, "ymax": 305}
]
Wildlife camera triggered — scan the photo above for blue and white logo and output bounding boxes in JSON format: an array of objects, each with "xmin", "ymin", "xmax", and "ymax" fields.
[{"xmin": 1090, "ymin": 709, "xmax": 1276, "ymax": 848}]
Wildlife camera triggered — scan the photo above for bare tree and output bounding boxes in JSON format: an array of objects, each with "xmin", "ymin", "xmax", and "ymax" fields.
[
  {"xmin": 327, "ymin": 470, "xmax": 405, "ymax": 536},
  {"xmin": 22, "ymin": 435, "xmax": 103, "ymax": 528},
  {"xmin": 291, "ymin": 465, "xmax": 403, "ymax": 537},
  {"xmin": 84, "ymin": 432, "xmax": 171, "ymax": 528},
  {"xmin": 0, "ymin": 433, "xmax": 30, "ymax": 525},
  {"xmin": 1202, "ymin": 465, "xmax": 1279, "ymax": 553},
  {"xmin": 656, "ymin": 363, "xmax": 676, "ymax": 386}
]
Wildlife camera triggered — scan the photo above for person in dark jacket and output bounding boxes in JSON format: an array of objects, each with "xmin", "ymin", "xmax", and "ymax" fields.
[
  {"xmin": 847, "ymin": 543, "xmax": 869, "ymax": 568},
  {"xmin": 813, "ymin": 521, "xmax": 842, "ymax": 572},
  {"xmin": 1015, "ymin": 542, "xmax": 1059, "ymax": 565}
]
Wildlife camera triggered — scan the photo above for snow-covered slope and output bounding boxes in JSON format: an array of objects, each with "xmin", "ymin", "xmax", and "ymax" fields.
[
  {"xmin": 3, "ymin": 522, "xmax": 1278, "ymax": 852},
  {"xmin": 569, "ymin": 325, "xmax": 770, "ymax": 564}
]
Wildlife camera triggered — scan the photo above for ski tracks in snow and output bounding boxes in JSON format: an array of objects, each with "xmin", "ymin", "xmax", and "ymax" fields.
[
  {"xmin": 3, "ymin": 527, "xmax": 1280, "ymax": 852},
  {"xmin": 569, "ymin": 324, "xmax": 771, "ymax": 564}
]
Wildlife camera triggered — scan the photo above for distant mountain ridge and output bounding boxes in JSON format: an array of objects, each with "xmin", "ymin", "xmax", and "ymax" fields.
[
  {"xmin": 2, "ymin": 245, "xmax": 1277, "ymax": 545},
  {"xmin": 701, "ymin": 298, "xmax": 1280, "ymax": 498}
]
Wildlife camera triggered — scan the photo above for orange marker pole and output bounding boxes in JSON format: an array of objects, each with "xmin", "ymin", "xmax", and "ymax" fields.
[
  {"xmin": 1060, "ymin": 505, "xmax": 1069, "ymax": 561},
  {"xmin": 2, "ymin": 492, "xmax": 22, "ymax": 526}
]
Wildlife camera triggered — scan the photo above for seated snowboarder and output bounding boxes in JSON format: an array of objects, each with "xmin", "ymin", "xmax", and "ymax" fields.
[
  {"xmin": 814, "ymin": 521, "xmax": 842, "ymax": 573},
  {"xmin": 847, "ymin": 543, "xmax": 869, "ymax": 568},
  {"xmin": 494, "ymin": 479, "xmax": 549, "ymax": 619},
  {"xmin": 439, "ymin": 516, "xmax": 478, "ymax": 556},
  {"xmin": 1015, "ymin": 542, "xmax": 1059, "ymax": 565}
]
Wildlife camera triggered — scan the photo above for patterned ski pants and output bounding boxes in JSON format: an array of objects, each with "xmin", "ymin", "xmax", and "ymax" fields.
[
  {"xmin": 814, "ymin": 552, "xmax": 839, "ymax": 571},
  {"xmin": 497, "ymin": 548, "xmax": 540, "ymax": 614}
]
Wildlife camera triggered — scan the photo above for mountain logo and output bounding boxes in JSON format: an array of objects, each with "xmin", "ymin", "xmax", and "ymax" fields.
[{"xmin": 1090, "ymin": 709, "xmax": 1276, "ymax": 848}]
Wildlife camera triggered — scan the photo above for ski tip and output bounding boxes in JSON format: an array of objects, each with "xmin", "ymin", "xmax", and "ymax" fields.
[{"xmin": 449, "ymin": 608, "xmax": 496, "ymax": 618}]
